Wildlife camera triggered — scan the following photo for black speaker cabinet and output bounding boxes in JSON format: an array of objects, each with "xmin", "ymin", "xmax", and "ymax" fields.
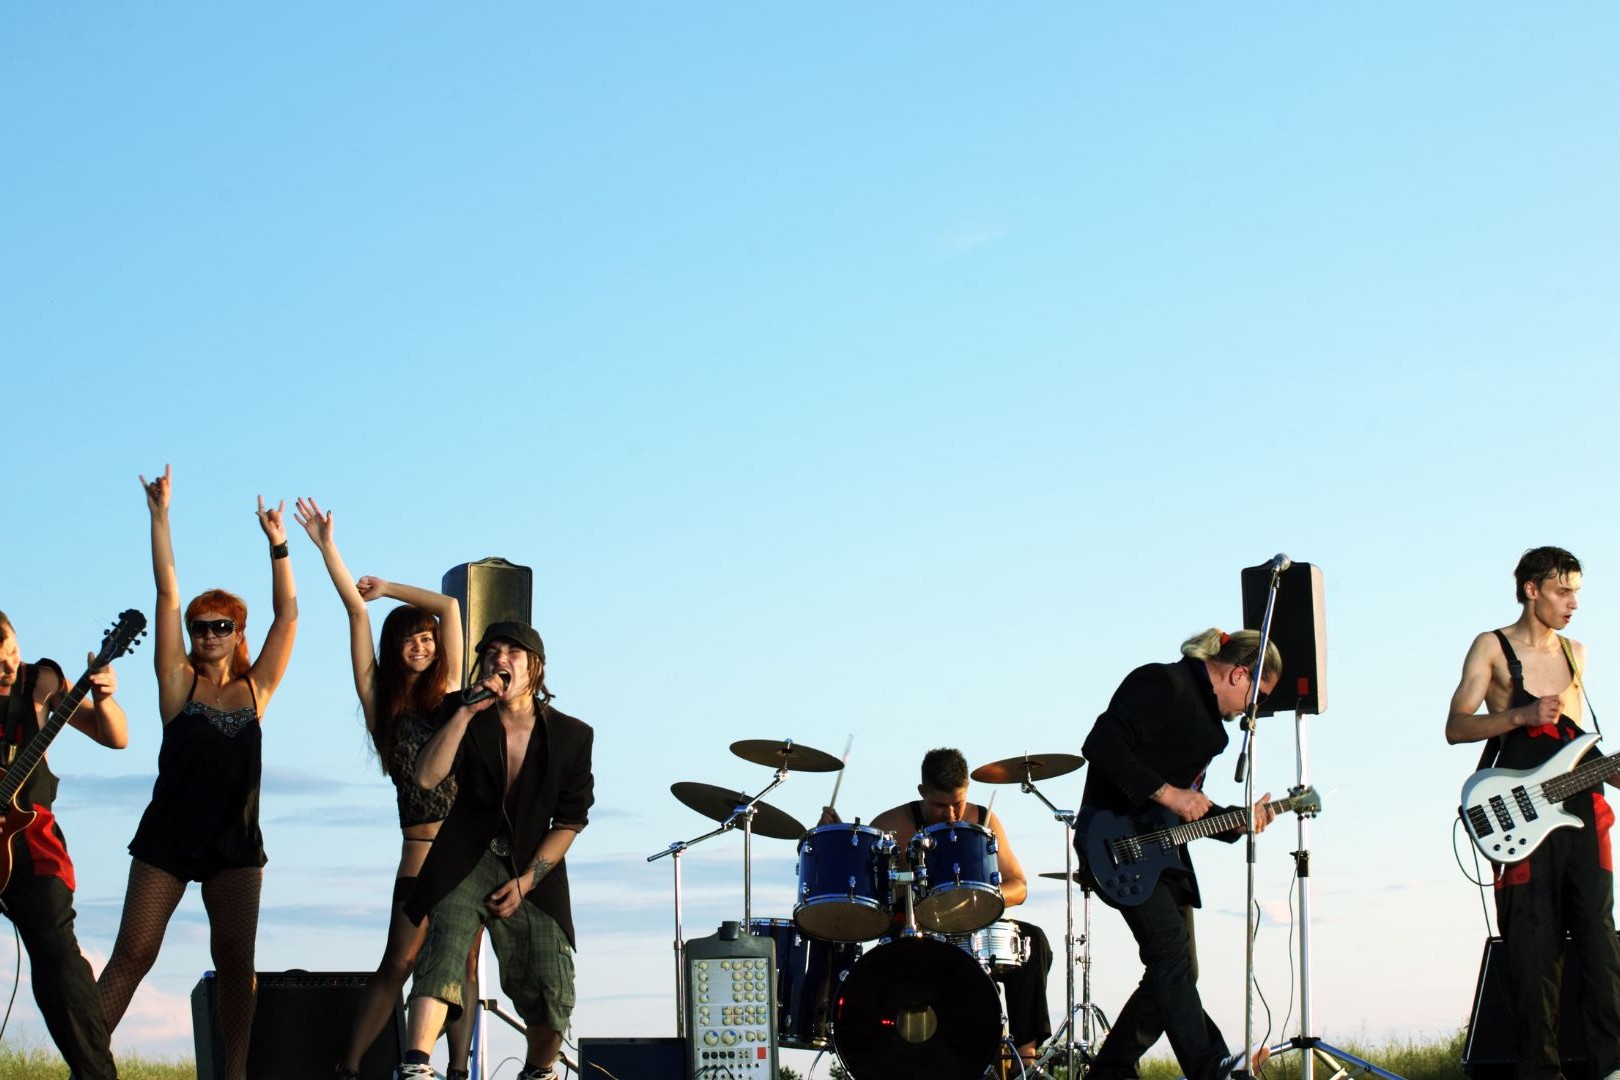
[
  {"xmin": 1240, "ymin": 560, "xmax": 1327, "ymax": 716},
  {"xmin": 191, "ymin": 970, "xmax": 405, "ymax": 1080},
  {"xmin": 443, "ymin": 557, "xmax": 534, "ymax": 682},
  {"xmin": 1463, "ymin": 934, "xmax": 1617, "ymax": 1080},
  {"xmin": 577, "ymin": 1036, "xmax": 685, "ymax": 1079}
]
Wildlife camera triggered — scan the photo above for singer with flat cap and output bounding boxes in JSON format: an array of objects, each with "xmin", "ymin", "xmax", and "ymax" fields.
[
  {"xmin": 395, "ymin": 621, "xmax": 594, "ymax": 1080},
  {"xmin": 1079, "ymin": 628, "xmax": 1280, "ymax": 1080}
]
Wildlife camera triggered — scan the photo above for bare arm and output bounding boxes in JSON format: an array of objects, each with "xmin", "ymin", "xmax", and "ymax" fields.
[
  {"xmin": 294, "ymin": 498, "xmax": 376, "ymax": 722},
  {"xmin": 987, "ymin": 810, "xmax": 1028, "ymax": 907},
  {"xmin": 414, "ymin": 679, "xmax": 499, "ymax": 789},
  {"xmin": 1446, "ymin": 631, "xmax": 1557, "ymax": 744},
  {"xmin": 248, "ymin": 497, "xmax": 298, "ymax": 710},
  {"xmin": 357, "ymin": 577, "xmax": 464, "ymax": 692},
  {"xmin": 54, "ymin": 659, "xmax": 129, "ymax": 749},
  {"xmin": 141, "ymin": 465, "xmax": 192, "ymax": 720},
  {"xmin": 486, "ymin": 827, "xmax": 580, "ymax": 919}
]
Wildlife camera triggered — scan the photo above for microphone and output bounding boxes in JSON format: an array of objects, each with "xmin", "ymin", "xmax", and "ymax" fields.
[
  {"xmin": 1268, "ymin": 553, "xmax": 1292, "ymax": 574},
  {"xmin": 461, "ymin": 671, "xmax": 510, "ymax": 705}
]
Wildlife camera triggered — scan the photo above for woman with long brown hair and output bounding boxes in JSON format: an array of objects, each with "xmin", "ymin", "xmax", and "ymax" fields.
[
  {"xmin": 295, "ymin": 496, "xmax": 477, "ymax": 1080},
  {"xmin": 99, "ymin": 465, "xmax": 298, "ymax": 1080}
]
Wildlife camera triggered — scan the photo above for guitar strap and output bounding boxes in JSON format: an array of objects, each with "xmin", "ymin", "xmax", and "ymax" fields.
[
  {"xmin": 1478, "ymin": 631, "xmax": 1603, "ymax": 771},
  {"xmin": 1559, "ymin": 634, "xmax": 1602, "ymax": 737}
]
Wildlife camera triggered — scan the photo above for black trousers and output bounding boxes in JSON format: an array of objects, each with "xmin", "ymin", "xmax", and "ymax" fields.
[
  {"xmin": 1088, "ymin": 883, "xmax": 1229, "ymax": 1080},
  {"xmin": 1495, "ymin": 813, "xmax": 1620, "ymax": 1080},
  {"xmin": 1001, "ymin": 920, "xmax": 1054, "ymax": 1048},
  {"xmin": 1, "ymin": 863, "xmax": 118, "ymax": 1080}
]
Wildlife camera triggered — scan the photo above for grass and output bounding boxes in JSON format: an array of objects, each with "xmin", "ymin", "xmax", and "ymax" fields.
[{"xmin": 1, "ymin": 1030, "xmax": 1471, "ymax": 1079}]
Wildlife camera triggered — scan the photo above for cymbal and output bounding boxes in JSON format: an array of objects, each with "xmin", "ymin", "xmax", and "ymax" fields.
[
  {"xmin": 1039, "ymin": 871, "xmax": 1086, "ymax": 884},
  {"xmin": 670, "ymin": 781, "xmax": 806, "ymax": 840},
  {"xmin": 970, "ymin": 752, "xmax": 1085, "ymax": 784},
  {"xmin": 730, "ymin": 738, "xmax": 844, "ymax": 773}
]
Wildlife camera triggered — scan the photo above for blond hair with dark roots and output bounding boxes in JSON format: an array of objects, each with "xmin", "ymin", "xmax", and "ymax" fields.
[{"xmin": 1180, "ymin": 627, "xmax": 1283, "ymax": 680}]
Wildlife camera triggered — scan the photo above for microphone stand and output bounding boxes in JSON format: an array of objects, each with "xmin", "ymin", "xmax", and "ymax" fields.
[{"xmin": 1232, "ymin": 559, "xmax": 1284, "ymax": 1080}]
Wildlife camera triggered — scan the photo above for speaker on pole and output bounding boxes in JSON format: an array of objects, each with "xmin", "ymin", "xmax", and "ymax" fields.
[
  {"xmin": 443, "ymin": 557, "xmax": 534, "ymax": 681},
  {"xmin": 1240, "ymin": 560, "xmax": 1327, "ymax": 716},
  {"xmin": 192, "ymin": 970, "xmax": 405, "ymax": 1080}
]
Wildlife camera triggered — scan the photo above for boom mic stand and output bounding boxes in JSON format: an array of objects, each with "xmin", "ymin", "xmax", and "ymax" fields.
[{"xmin": 1231, "ymin": 554, "xmax": 1287, "ymax": 1080}]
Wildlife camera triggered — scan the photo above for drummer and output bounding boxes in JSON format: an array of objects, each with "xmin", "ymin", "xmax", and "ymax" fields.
[{"xmin": 820, "ymin": 747, "xmax": 1055, "ymax": 1076}]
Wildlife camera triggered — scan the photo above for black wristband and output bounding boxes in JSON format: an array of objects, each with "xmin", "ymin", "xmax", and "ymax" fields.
[{"xmin": 270, "ymin": 541, "xmax": 289, "ymax": 560}]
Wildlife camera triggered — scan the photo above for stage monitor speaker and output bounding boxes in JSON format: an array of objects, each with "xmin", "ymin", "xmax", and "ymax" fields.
[
  {"xmin": 192, "ymin": 969, "xmax": 405, "ymax": 1080},
  {"xmin": 577, "ymin": 1037, "xmax": 685, "ymax": 1079},
  {"xmin": 443, "ymin": 557, "xmax": 533, "ymax": 683},
  {"xmin": 1240, "ymin": 560, "xmax": 1327, "ymax": 716},
  {"xmin": 1463, "ymin": 934, "xmax": 1613, "ymax": 1079}
]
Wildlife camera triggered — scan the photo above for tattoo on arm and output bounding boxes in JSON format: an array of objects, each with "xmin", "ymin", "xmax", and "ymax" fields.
[{"xmin": 528, "ymin": 858, "xmax": 555, "ymax": 891}]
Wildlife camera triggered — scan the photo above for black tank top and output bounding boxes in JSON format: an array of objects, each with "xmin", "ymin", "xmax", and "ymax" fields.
[{"xmin": 1490, "ymin": 630, "xmax": 1598, "ymax": 809}]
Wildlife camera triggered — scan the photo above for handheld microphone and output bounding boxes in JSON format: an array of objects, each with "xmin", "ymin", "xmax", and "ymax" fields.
[
  {"xmin": 1268, "ymin": 553, "xmax": 1292, "ymax": 574},
  {"xmin": 461, "ymin": 671, "xmax": 511, "ymax": 705}
]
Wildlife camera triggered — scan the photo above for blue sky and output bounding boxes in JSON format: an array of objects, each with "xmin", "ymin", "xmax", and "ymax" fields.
[{"xmin": 3, "ymin": 2, "xmax": 1618, "ymax": 1072}]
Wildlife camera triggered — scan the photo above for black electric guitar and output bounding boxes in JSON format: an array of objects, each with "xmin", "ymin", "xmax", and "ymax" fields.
[
  {"xmin": 1074, "ymin": 784, "xmax": 1322, "ymax": 908},
  {"xmin": 0, "ymin": 610, "xmax": 146, "ymax": 892}
]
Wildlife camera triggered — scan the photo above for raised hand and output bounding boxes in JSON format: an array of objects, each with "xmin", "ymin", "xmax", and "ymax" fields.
[
  {"xmin": 256, "ymin": 496, "xmax": 288, "ymax": 545},
  {"xmin": 356, "ymin": 576, "xmax": 389, "ymax": 602},
  {"xmin": 139, "ymin": 464, "xmax": 172, "ymax": 515},
  {"xmin": 294, "ymin": 497, "xmax": 333, "ymax": 547}
]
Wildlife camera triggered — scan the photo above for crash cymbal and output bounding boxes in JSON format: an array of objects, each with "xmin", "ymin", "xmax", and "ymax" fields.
[
  {"xmin": 670, "ymin": 781, "xmax": 806, "ymax": 840},
  {"xmin": 970, "ymin": 752, "xmax": 1085, "ymax": 784},
  {"xmin": 730, "ymin": 738, "xmax": 844, "ymax": 773}
]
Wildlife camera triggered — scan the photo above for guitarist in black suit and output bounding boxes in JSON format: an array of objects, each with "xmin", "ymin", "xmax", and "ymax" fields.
[
  {"xmin": 0, "ymin": 611, "xmax": 128, "ymax": 1079},
  {"xmin": 1079, "ymin": 627, "xmax": 1280, "ymax": 1080},
  {"xmin": 1446, "ymin": 546, "xmax": 1620, "ymax": 1080}
]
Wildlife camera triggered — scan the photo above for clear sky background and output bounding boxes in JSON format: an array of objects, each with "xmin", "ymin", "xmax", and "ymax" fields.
[{"xmin": 3, "ymin": 2, "xmax": 1618, "ymax": 1074}]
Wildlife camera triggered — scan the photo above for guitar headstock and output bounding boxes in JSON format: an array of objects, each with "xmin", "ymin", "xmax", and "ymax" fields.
[
  {"xmin": 1287, "ymin": 784, "xmax": 1323, "ymax": 816},
  {"xmin": 94, "ymin": 609, "xmax": 149, "ymax": 668}
]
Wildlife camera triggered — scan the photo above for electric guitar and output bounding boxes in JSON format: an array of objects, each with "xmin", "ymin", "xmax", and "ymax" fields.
[
  {"xmin": 1074, "ymin": 785, "xmax": 1322, "ymax": 908},
  {"xmin": 1459, "ymin": 733, "xmax": 1620, "ymax": 865},
  {"xmin": 0, "ymin": 610, "xmax": 147, "ymax": 892}
]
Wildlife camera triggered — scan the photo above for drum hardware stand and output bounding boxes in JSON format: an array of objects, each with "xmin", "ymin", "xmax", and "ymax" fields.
[
  {"xmin": 648, "ymin": 767, "xmax": 788, "ymax": 1037},
  {"xmin": 1012, "ymin": 760, "xmax": 1107, "ymax": 1080},
  {"xmin": 1263, "ymin": 712, "xmax": 1401, "ymax": 1080},
  {"xmin": 468, "ymin": 989, "xmax": 578, "ymax": 1080}
]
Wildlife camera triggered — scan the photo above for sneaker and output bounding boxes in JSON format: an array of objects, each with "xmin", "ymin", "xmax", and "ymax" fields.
[
  {"xmin": 517, "ymin": 1067, "xmax": 558, "ymax": 1080},
  {"xmin": 1220, "ymin": 1044, "xmax": 1272, "ymax": 1077},
  {"xmin": 394, "ymin": 1065, "xmax": 438, "ymax": 1080}
]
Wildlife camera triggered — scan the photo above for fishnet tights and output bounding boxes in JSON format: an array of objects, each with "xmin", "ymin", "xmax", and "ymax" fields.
[{"xmin": 98, "ymin": 859, "xmax": 262, "ymax": 1080}]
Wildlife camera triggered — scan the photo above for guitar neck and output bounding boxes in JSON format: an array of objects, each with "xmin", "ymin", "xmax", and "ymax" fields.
[
  {"xmin": 1160, "ymin": 794, "xmax": 1299, "ymax": 847},
  {"xmin": 1543, "ymin": 749, "xmax": 1620, "ymax": 804},
  {"xmin": 0, "ymin": 680, "xmax": 91, "ymax": 805}
]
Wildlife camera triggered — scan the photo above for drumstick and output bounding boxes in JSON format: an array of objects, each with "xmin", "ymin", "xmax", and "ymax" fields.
[
  {"xmin": 825, "ymin": 734, "xmax": 854, "ymax": 813},
  {"xmin": 986, "ymin": 789, "xmax": 997, "ymax": 817}
]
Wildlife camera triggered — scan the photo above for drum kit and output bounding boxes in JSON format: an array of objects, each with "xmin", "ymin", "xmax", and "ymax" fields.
[{"xmin": 649, "ymin": 739, "xmax": 1112, "ymax": 1079}]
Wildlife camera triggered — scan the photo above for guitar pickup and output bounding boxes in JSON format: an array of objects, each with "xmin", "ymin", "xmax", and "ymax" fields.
[
  {"xmin": 1488, "ymin": 794, "xmax": 1516, "ymax": 831},
  {"xmin": 1465, "ymin": 804, "xmax": 1494, "ymax": 838},
  {"xmin": 1512, "ymin": 786, "xmax": 1538, "ymax": 821}
]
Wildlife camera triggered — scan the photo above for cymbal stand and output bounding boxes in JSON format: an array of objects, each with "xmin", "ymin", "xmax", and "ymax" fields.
[
  {"xmin": 1015, "ymin": 765, "xmax": 1105, "ymax": 1079},
  {"xmin": 647, "ymin": 768, "xmax": 789, "ymax": 1036}
]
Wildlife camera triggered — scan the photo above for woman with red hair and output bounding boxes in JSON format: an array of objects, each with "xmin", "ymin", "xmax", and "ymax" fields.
[{"xmin": 98, "ymin": 464, "xmax": 298, "ymax": 1080}]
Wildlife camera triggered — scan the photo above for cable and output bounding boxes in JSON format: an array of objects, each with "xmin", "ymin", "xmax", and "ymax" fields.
[{"xmin": 0, "ymin": 913, "xmax": 19, "ymax": 1045}]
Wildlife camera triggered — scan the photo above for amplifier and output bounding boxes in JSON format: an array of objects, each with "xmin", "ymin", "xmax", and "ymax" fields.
[
  {"xmin": 192, "ymin": 969, "xmax": 405, "ymax": 1080},
  {"xmin": 577, "ymin": 1037, "xmax": 685, "ymax": 1079},
  {"xmin": 684, "ymin": 920, "xmax": 779, "ymax": 1079}
]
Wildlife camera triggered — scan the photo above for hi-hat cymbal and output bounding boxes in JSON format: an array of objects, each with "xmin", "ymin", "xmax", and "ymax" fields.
[
  {"xmin": 670, "ymin": 781, "xmax": 806, "ymax": 840},
  {"xmin": 970, "ymin": 752, "xmax": 1085, "ymax": 784},
  {"xmin": 730, "ymin": 738, "xmax": 844, "ymax": 773}
]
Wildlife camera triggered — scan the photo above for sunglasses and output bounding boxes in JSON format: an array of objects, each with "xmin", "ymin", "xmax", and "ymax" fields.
[{"xmin": 188, "ymin": 619, "xmax": 237, "ymax": 638}]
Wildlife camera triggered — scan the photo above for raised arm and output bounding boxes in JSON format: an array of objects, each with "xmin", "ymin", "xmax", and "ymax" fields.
[
  {"xmin": 1445, "ymin": 631, "xmax": 1559, "ymax": 744},
  {"xmin": 295, "ymin": 497, "xmax": 377, "ymax": 721},
  {"xmin": 415, "ymin": 679, "xmax": 499, "ymax": 789},
  {"xmin": 247, "ymin": 496, "xmax": 298, "ymax": 710},
  {"xmin": 141, "ymin": 465, "xmax": 192, "ymax": 719},
  {"xmin": 62, "ymin": 653, "xmax": 130, "ymax": 749},
  {"xmin": 356, "ymin": 576, "xmax": 464, "ymax": 692}
]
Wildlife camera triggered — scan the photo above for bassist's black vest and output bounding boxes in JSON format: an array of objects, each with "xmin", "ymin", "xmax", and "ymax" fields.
[
  {"xmin": 1486, "ymin": 630, "xmax": 1598, "ymax": 815},
  {"xmin": 0, "ymin": 659, "xmax": 64, "ymax": 813}
]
